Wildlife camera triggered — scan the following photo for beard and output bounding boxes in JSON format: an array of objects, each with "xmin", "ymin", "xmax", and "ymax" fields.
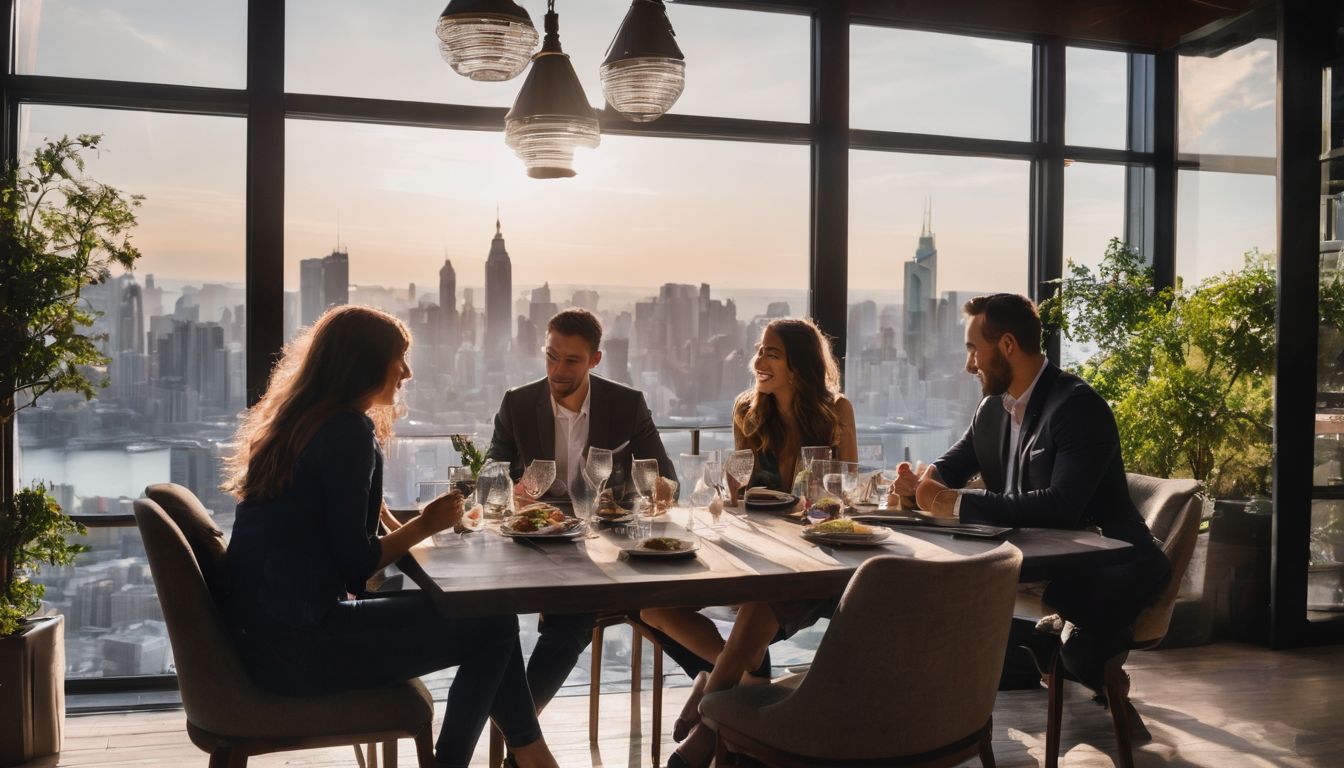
[
  {"xmin": 549, "ymin": 377, "xmax": 581, "ymax": 399},
  {"xmin": 978, "ymin": 348, "xmax": 1013, "ymax": 397}
]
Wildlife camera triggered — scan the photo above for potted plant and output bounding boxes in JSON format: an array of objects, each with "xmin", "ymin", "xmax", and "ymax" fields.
[
  {"xmin": 1041, "ymin": 239, "xmax": 1344, "ymax": 644},
  {"xmin": 0, "ymin": 134, "xmax": 141, "ymax": 764}
]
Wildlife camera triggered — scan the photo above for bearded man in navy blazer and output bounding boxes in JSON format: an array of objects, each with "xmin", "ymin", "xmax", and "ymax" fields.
[{"xmin": 893, "ymin": 293, "xmax": 1170, "ymax": 690}]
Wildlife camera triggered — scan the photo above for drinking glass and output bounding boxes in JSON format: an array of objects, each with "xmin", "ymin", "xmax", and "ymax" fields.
[
  {"xmin": 631, "ymin": 458, "xmax": 661, "ymax": 521},
  {"xmin": 794, "ymin": 445, "xmax": 833, "ymax": 500},
  {"xmin": 476, "ymin": 460, "xmax": 513, "ymax": 520},
  {"xmin": 587, "ymin": 447, "xmax": 614, "ymax": 491},
  {"xmin": 568, "ymin": 459, "xmax": 600, "ymax": 538},
  {"xmin": 521, "ymin": 459, "xmax": 557, "ymax": 501},
  {"xmin": 724, "ymin": 449, "xmax": 755, "ymax": 511},
  {"xmin": 815, "ymin": 460, "xmax": 860, "ymax": 510},
  {"xmin": 448, "ymin": 466, "xmax": 482, "ymax": 531},
  {"xmin": 678, "ymin": 453, "xmax": 709, "ymax": 530}
]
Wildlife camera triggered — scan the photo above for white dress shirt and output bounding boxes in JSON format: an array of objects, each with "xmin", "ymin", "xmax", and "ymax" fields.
[
  {"xmin": 953, "ymin": 358, "xmax": 1047, "ymax": 516},
  {"xmin": 552, "ymin": 384, "xmax": 591, "ymax": 494}
]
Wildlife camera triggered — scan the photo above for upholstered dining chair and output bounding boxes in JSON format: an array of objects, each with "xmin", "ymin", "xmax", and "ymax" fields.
[
  {"xmin": 699, "ymin": 543, "xmax": 1023, "ymax": 767},
  {"xmin": 1028, "ymin": 474, "xmax": 1203, "ymax": 768},
  {"xmin": 136, "ymin": 484, "xmax": 436, "ymax": 768}
]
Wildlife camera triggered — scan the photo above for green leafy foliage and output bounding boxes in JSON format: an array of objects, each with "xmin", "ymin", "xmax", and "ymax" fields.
[
  {"xmin": 451, "ymin": 434, "xmax": 487, "ymax": 477},
  {"xmin": 1041, "ymin": 238, "xmax": 1313, "ymax": 498},
  {"xmin": 0, "ymin": 135, "xmax": 139, "ymax": 635},
  {"xmin": 0, "ymin": 134, "xmax": 142, "ymax": 419},
  {"xmin": 0, "ymin": 485, "xmax": 87, "ymax": 636}
]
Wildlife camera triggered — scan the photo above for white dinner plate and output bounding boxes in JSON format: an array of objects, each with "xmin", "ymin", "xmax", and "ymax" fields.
[
  {"xmin": 499, "ymin": 519, "xmax": 587, "ymax": 539},
  {"xmin": 624, "ymin": 538, "xmax": 700, "ymax": 558},
  {"xmin": 800, "ymin": 527, "xmax": 892, "ymax": 547}
]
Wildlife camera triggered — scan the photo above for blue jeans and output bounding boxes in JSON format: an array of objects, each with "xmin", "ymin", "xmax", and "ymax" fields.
[{"xmin": 239, "ymin": 593, "xmax": 542, "ymax": 768}]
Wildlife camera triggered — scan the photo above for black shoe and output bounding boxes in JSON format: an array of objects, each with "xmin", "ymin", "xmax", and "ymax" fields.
[{"xmin": 1060, "ymin": 625, "xmax": 1130, "ymax": 694}]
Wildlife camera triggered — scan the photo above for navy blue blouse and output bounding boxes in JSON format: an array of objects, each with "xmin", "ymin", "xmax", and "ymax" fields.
[{"xmin": 226, "ymin": 411, "xmax": 384, "ymax": 631}]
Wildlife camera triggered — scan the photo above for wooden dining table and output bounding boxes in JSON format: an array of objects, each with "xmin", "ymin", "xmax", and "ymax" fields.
[{"xmin": 394, "ymin": 508, "xmax": 1134, "ymax": 617}]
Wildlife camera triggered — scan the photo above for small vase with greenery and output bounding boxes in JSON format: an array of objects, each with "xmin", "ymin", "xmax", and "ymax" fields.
[{"xmin": 0, "ymin": 134, "xmax": 142, "ymax": 638}]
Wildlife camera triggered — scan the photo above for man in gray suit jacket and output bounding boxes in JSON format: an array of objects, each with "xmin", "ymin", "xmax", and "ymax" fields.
[
  {"xmin": 486, "ymin": 308, "xmax": 692, "ymax": 714},
  {"xmin": 896, "ymin": 293, "xmax": 1170, "ymax": 691}
]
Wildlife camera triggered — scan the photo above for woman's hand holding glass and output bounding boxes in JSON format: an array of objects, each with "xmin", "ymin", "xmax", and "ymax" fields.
[{"xmin": 420, "ymin": 489, "xmax": 464, "ymax": 534}]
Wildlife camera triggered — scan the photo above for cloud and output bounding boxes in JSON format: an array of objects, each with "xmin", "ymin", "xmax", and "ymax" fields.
[{"xmin": 1178, "ymin": 41, "xmax": 1275, "ymax": 150}]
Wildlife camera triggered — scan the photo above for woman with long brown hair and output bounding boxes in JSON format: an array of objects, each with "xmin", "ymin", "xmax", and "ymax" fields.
[
  {"xmin": 223, "ymin": 305, "xmax": 556, "ymax": 768},
  {"xmin": 641, "ymin": 317, "xmax": 857, "ymax": 768}
]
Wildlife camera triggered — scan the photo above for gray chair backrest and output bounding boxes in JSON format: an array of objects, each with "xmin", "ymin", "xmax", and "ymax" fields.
[
  {"xmin": 1126, "ymin": 473, "xmax": 1203, "ymax": 645},
  {"xmin": 144, "ymin": 484, "xmax": 230, "ymax": 607},
  {"xmin": 768, "ymin": 543, "xmax": 1023, "ymax": 759},
  {"xmin": 133, "ymin": 497, "xmax": 271, "ymax": 735}
]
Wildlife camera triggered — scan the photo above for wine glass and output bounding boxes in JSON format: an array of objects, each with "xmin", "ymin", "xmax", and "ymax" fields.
[
  {"xmin": 678, "ymin": 453, "xmax": 709, "ymax": 530},
  {"xmin": 448, "ymin": 466, "xmax": 481, "ymax": 532},
  {"xmin": 586, "ymin": 447, "xmax": 614, "ymax": 491},
  {"xmin": 521, "ymin": 459, "xmax": 557, "ymax": 502},
  {"xmin": 568, "ymin": 459, "xmax": 601, "ymax": 538},
  {"xmin": 724, "ymin": 449, "xmax": 755, "ymax": 512},
  {"xmin": 631, "ymin": 458, "xmax": 661, "ymax": 522}
]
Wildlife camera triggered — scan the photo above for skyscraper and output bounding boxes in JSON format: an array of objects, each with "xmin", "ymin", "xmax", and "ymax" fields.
[
  {"xmin": 484, "ymin": 215, "xmax": 513, "ymax": 363},
  {"xmin": 440, "ymin": 257, "xmax": 459, "ymax": 349},
  {"xmin": 904, "ymin": 200, "xmax": 938, "ymax": 374},
  {"xmin": 322, "ymin": 248, "xmax": 349, "ymax": 311},
  {"xmin": 299, "ymin": 257, "xmax": 325, "ymax": 327}
]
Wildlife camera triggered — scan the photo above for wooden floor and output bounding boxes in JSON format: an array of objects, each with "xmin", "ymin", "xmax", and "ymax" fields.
[{"xmin": 20, "ymin": 642, "xmax": 1344, "ymax": 768}]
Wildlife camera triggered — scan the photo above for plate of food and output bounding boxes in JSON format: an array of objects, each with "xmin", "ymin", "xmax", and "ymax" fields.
[
  {"xmin": 625, "ymin": 536, "xmax": 699, "ymax": 558},
  {"xmin": 595, "ymin": 490, "xmax": 636, "ymax": 524},
  {"xmin": 501, "ymin": 503, "xmax": 586, "ymax": 539},
  {"xmin": 801, "ymin": 518, "xmax": 891, "ymax": 546},
  {"xmin": 743, "ymin": 487, "xmax": 799, "ymax": 513}
]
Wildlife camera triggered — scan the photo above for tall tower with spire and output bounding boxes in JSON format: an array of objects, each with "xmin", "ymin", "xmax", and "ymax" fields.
[
  {"xmin": 484, "ymin": 212, "xmax": 513, "ymax": 364},
  {"xmin": 903, "ymin": 199, "xmax": 938, "ymax": 374}
]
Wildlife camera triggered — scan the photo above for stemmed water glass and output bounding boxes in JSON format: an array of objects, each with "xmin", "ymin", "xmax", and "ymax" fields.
[
  {"xmin": 447, "ymin": 466, "xmax": 481, "ymax": 532},
  {"xmin": 724, "ymin": 449, "xmax": 755, "ymax": 513},
  {"xmin": 678, "ymin": 453, "xmax": 709, "ymax": 531},
  {"xmin": 568, "ymin": 458, "xmax": 601, "ymax": 538},
  {"xmin": 631, "ymin": 458, "xmax": 661, "ymax": 522},
  {"xmin": 586, "ymin": 447, "xmax": 614, "ymax": 493},
  {"xmin": 520, "ymin": 459, "xmax": 557, "ymax": 503}
]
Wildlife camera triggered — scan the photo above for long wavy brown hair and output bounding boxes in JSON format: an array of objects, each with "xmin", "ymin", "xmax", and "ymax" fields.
[
  {"xmin": 734, "ymin": 317, "xmax": 842, "ymax": 460},
  {"xmin": 222, "ymin": 305, "xmax": 411, "ymax": 501}
]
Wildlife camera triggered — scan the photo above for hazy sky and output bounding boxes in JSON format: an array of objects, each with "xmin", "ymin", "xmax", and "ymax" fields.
[{"xmin": 15, "ymin": 0, "xmax": 1278, "ymax": 301}]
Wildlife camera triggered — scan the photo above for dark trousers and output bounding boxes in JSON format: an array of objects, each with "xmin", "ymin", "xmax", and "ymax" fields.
[
  {"xmin": 240, "ymin": 593, "xmax": 542, "ymax": 768},
  {"xmin": 1006, "ymin": 545, "xmax": 1172, "ymax": 691},
  {"xmin": 526, "ymin": 612, "xmax": 773, "ymax": 711}
]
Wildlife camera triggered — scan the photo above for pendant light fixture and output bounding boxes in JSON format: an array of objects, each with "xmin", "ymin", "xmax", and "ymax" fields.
[
  {"xmin": 436, "ymin": 0, "xmax": 539, "ymax": 82},
  {"xmin": 504, "ymin": 1, "xmax": 600, "ymax": 178},
  {"xmin": 600, "ymin": 0, "xmax": 685, "ymax": 123}
]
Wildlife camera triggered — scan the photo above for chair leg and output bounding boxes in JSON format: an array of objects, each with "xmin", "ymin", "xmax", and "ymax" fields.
[
  {"xmin": 367, "ymin": 742, "xmax": 380, "ymax": 768},
  {"xmin": 652, "ymin": 640, "xmax": 664, "ymax": 768},
  {"xmin": 630, "ymin": 627, "xmax": 644, "ymax": 733},
  {"xmin": 383, "ymin": 738, "xmax": 398, "ymax": 768},
  {"xmin": 714, "ymin": 731, "xmax": 729, "ymax": 767},
  {"xmin": 413, "ymin": 724, "xmax": 436, "ymax": 768},
  {"xmin": 978, "ymin": 718, "xmax": 996, "ymax": 768},
  {"xmin": 208, "ymin": 745, "xmax": 246, "ymax": 768},
  {"xmin": 1044, "ymin": 655, "xmax": 1064, "ymax": 768},
  {"xmin": 1104, "ymin": 659, "xmax": 1136, "ymax": 768},
  {"xmin": 489, "ymin": 723, "xmax": 504, "ymax": 768},
  {"xmin": 591, "ymin": 623, "xmax": 606, "ymax": 744}
]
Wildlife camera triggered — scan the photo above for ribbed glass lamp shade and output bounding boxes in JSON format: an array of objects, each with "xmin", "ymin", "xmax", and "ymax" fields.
[
  {"xmin": 435, "ymin": 1, "xmax": 538, "ymax": 82},
  {"xmin": 601, "ymin": 0, "xmax": 684, "ymax": 122},
  {"xmin": 600, "ymin": 57, "xmax": 685, "ymax": 122},
  {"xmin": 504, "ymin": 9, "xmax": 600, "ymax": 178},
  {"xmin": 504, "ymin": 116, "xmax": 600, "ymax": 178}
]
